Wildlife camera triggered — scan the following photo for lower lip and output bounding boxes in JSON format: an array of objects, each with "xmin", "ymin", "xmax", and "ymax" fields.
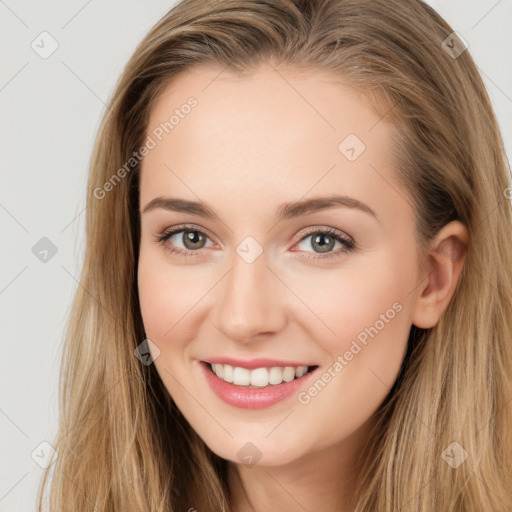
[{"xmin": 199, "ymin": 361, "xmax": 318, "ymax": 409}]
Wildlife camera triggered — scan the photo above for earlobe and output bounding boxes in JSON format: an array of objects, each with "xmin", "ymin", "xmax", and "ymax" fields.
[{"xmin": 412, "ymin": 221, "xmax": 469, "ymax": 329}]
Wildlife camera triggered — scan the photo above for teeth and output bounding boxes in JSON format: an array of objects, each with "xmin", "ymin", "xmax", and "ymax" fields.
[
  {"xmin": 268, "ymin": 367, "xmax": 283, "ymax": 385},
  {"xmin": 282, "ymin": 367, "xmax": 295, "ymax": 382},
  {"xmin": 250, "ymin": 368, "xmax": 268, "ymax": 387},
  {"xmin": 209, "ymin": 363, "xmax": 310, "ymax": 387},
  {"xmin": 233, "ymin": 366, "xmax": 250, "ymax": 386},
  {"xmin": 212, "ymin": 363, "xmax": 224, "ymax": 379},
  {"xmin": 222, "ymin": 364, "xmax": 234, "ymax": 383},
  {"xmin": 295, "ymin": 366, "xmax": 308, "ymax": 378}
]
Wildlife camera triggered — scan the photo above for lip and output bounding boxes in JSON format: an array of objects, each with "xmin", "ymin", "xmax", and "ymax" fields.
[
  {"xmin": 198, "ymin": 360, "xmax": 319, "ymax": 409},
  {"xmin": 203, "ymin": 356, "xmax": 316, "ymax": 370}
]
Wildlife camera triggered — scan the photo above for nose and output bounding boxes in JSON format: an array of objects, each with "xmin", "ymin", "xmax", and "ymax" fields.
[{"xmin": 212, "ymin": 252, "xmax": 287, "ymax": 343}]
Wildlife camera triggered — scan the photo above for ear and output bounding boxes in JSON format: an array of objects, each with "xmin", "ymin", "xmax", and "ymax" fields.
[{"xmin": 412, "ymin": 220, "xmax": 469, "ymax": 329}]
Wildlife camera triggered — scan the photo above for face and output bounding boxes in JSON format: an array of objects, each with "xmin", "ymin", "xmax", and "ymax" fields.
[{"xmin": 137, "ymin": 62, "xmax": 424, "ymax": 467}]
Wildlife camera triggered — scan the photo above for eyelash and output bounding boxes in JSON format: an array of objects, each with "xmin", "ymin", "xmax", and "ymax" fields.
[{"xmin": 155, "ymin": 224, "xmax": 357, "ymax": 261}]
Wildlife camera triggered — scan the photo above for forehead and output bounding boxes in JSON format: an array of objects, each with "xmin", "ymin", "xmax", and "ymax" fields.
[{"xmin": 139, "ymin": 63, "xmax": 407, "ymax": 226}]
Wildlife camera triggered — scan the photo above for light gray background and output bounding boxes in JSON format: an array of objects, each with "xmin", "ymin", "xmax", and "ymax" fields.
[{"xmin": 1, "ymin": 1, "xmax": 511, "ymax": 510}]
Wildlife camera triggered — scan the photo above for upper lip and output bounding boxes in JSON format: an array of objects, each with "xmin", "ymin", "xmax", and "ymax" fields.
[{"xmin": 202, "ymin": 357, "xmax": 316, "ymax": 370}]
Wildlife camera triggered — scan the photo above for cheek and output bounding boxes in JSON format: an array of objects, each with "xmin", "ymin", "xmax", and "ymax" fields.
[
  {"xmin": 287, "ymin": 254, "xmax": 412, "ymax": 354},
  {"xmin": 289, "ymin": 261, "xmax": 413, "ymax": 449},
  {"xmin": 287, "ymin": 254, "xmax": 416, "ymax": 427},
  {"xmin": 137, "ymin": 248, "xmax": 215, "ymax": 350},
  {"xmin": 138, "ymin": 249, "xmax": 183, "ymax": 342}
]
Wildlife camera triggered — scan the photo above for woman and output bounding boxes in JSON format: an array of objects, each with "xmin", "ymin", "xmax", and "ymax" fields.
[{"xmin": 37, "ymin": 0, "xmax": 512, "ymax": 510}]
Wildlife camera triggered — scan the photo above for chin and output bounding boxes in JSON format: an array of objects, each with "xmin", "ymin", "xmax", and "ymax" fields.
[{"xmin": 203, "ymin": 436, "xmax": 305, "ymax": 468}]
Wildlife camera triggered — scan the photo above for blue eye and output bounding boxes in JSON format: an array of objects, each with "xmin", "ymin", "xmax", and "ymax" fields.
[{"xmin": 156, "ymin": 224, "xmax": 356, "ymax": 260}]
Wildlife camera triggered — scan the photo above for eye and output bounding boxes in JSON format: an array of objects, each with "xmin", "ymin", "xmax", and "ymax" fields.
[
  {"xmin": 155, "ymin": 224, "xmax": 356, "ymax": 260},
  {"xmin": 156, "ymin": 224, "xmax": 215, "ymax": 257},
  {"xmin": 292, "ymin": 227, "xmax": 356, "ymax": 260}
]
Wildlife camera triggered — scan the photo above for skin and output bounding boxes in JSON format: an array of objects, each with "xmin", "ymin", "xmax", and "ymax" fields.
[{"xmin": 137, "ymin": 62, "xmax": 468, "ymax": 511}]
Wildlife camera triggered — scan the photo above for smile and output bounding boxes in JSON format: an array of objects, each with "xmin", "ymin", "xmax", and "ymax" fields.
[
  {"xmin": 199, "ymin": 360, "xmax": 319, "ymax": 409},
  {"xmin": 207, "ymin": 362, "xmax": 313, "ymax": 387}
]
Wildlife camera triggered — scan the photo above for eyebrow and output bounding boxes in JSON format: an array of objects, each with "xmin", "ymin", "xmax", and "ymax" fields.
[{"xmin": 142, "ymin": 194, "xmax": 377, "ymax": 221}]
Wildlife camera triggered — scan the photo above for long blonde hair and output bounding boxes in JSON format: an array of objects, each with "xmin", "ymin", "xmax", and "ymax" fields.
[{"xmin": 37, "ymin": 0, "xmax": 512, "ymax": 510}]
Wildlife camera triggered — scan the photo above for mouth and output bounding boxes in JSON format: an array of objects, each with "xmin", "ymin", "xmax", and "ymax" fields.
[{"xmin": 202, "ymin": 361, "xmax": 319, "ymax": 389}]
